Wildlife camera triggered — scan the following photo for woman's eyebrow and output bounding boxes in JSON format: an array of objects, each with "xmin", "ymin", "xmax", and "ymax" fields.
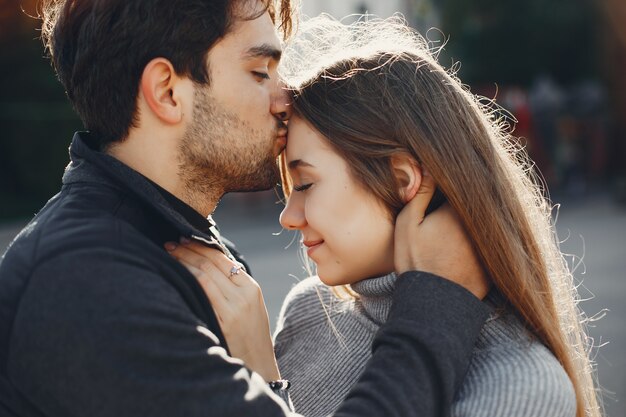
[{"xmin": 288, "ymin": 159, "xmax": 314, "ymax": 170}]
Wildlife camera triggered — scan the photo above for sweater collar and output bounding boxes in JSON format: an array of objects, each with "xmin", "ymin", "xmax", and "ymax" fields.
[
  {"xmin": 350, "ymin": 273, "xmax": 398, "ymax": 325},
  {"xmin": 350, "ymin": 273, "xmax": 510, "ymax": 334},
  {"xmin": 62, "ymin": 132, "xmax": 230, "ymax": 256}
]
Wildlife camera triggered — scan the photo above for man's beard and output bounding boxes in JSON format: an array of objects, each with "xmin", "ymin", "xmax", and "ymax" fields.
[{"xmin": 178, "ymin": 86, "xmax": 281, "ymax": 202}]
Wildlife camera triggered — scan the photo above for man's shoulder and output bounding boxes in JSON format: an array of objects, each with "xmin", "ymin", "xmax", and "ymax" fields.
[
  {"xmin": 0, "ymin": 188, "xmax": 192, "ymax": 376},
  {"xmin": 0, "ymin": 186, "xmax": 162, "ymax": 318},
  {"xmin": 2, "ymin": 211, "xmax": 194, "ymax": 351},
  {"xmin": 5, "ymin": 184, "xmax": 148, "ymax": 261}
]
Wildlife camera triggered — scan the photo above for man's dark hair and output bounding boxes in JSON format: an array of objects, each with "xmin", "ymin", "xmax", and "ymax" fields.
[{"xmin": 41, "ymin": 0, "xmax": 294, "ymax": 149}]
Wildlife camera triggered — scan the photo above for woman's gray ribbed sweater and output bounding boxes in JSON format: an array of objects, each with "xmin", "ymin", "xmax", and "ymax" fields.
[{"xmin": 274, "ymin": 274, "xmax": 576, "ymax": 417}]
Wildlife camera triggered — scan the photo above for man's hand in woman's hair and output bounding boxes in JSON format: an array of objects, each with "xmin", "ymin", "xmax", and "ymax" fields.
[{"xmin": 394, "ymin": 172, "xmax": 490, "ymax": 299}]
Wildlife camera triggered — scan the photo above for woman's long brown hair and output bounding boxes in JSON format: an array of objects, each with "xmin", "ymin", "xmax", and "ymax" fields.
[{"xmin": 280, "ymin": 16, "xmax": 601, "ymax": 417}]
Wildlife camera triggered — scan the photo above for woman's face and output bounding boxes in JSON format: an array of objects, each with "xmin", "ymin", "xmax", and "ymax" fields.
[{"xmin": 280, "ymin": 116, "xmax": 395, "ymax": 286}]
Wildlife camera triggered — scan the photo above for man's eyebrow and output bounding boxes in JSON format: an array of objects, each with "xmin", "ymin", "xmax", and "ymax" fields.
[
  {"xmin": 244, "ymin": 44, "xmax": 282, "ymax": 61},
  {"xmin": 288, "ymin": 159, "xmax": 314, "ymax": 170}
]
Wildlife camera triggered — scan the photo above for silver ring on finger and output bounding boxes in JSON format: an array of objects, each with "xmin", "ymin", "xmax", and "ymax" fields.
[{"xmin": 228, "ymin": 264, "xmax": 243, "ymax": 279}]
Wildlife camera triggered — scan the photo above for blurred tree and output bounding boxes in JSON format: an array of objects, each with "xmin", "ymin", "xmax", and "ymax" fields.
[
  {"xmin": 1, "ymin": 0, "xmax": 81, "ymax": 220},
  {"xmin": 599, "ymin": 0, "xmax": 626, "ymax": 202},
  {"xmin": 439, "ymin": 0, "xmax": 599, "ymax": 86},
  {"xmin": 0, "ymin": 0, "xmax": 614, "ymax": 220}
]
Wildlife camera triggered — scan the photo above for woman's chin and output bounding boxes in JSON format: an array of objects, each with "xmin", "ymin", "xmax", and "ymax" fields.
[
  {"xmin": 317, "ymin": 270, "xmax": 357, "ymax": 287},
  {"xmin": 316, "ymin": 271, "xmax": 342, "ymax": 286}
]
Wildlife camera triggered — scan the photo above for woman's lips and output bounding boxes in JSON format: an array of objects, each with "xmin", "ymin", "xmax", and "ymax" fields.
[{"xmin": 303, "ymin": 240, "xmax": 324, "ymax": 257}]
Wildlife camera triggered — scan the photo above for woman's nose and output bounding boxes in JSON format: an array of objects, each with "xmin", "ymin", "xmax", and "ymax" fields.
[{"xmin": 280, "ymin": 197, "xmax": 306, "ymax": 230}]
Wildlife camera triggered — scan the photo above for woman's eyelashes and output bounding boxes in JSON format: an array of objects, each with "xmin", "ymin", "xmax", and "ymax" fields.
[{"xmin": 293, "ymin": 183, "xmax": 313, "ymax": 192}]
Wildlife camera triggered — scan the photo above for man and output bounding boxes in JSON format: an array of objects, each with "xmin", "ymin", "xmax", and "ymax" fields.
[{"xmin": 0, "ymin": 1, "xmax": 489, "ymax": 416}]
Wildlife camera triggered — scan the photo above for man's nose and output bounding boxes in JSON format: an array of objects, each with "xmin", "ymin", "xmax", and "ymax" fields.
[{"xmin": 271, "ymin": 82, "xmax": 292, "ymax": 122}]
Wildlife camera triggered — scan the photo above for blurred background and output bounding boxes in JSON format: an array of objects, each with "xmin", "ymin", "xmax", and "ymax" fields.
[{"xmin": 1, "ymin": 0, "xmax": 624, "ymax": 415}]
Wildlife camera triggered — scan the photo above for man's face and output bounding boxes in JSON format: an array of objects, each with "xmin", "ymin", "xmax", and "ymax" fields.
[{"xmin": 179, "ymin": 8, "xmax": 288, "ymax": 195}]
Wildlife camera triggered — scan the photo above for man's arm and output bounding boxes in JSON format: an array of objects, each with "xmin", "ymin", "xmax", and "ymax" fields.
[
  {"xmin": 8, "ymin": 248, "xmax": 294, "ymax": 417},
  {"xmin": 334, "ymin": 272, "xmax": 489, "ymax": 417}
]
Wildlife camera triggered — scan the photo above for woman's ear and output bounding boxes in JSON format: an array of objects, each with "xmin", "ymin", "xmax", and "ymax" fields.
[
  {"xmin": 391, "ymin": 153, "xmax": 422, "ymax": 202},
  {"xmin": 139, "ymin": 58, "xmax": 184, "ymax": 125}
]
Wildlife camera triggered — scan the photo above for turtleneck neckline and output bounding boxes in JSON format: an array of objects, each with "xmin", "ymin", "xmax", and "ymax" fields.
[
  {"xmin": 349, "ymin": 273, "xmax": 398, "ymax": 325},
  {"xmin": 350, "ymin": 274, "xmax": 510, "ymax": 334}
]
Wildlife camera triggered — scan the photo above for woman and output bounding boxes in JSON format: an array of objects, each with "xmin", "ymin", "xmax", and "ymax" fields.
[{"xmin": 169, "ymin": 16, "xmax": 601, "ymax": 417}]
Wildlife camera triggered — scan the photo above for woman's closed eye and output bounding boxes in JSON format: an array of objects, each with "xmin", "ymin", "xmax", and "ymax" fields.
[{"xmin": 293, "ymin": 183, "xmax": 313, "ymax": 192}]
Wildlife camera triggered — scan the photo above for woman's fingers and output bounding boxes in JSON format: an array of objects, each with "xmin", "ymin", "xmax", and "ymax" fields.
[
  {"xmin": 165, "ymin": 240, "xmax": 278, "ymax": 380},
  {"xmin": 181, "ymin": 242, "xmax": 247, "ymax": 284},
  {"xmin": 166, "ymin": 242, "xmax": 239, "ymax": 299},
  {"xmin": 180, "ymin": 261, "xmax": 203, "ymax": 279},
  {"xmin": 178, "ymin": 259, "xmax": 229, "ymax": 321},
  {"xmin": 166, "ymin": 240, "xmax": 263, "ymax": 305},
  {"xmin": 166, "ymin": 242, "xmax": 223, "ymax": 273},
  {"xmin": 165, "ymin": 239, "xmax": 281, "ymax": 381},
  {"xmin": 180, "ymin": 241, "xmax": 254, "ymax": 287}
]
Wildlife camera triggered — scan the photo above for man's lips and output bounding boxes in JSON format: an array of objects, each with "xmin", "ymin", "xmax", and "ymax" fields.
[{"xmin": 276, "ymin": 128, "xmax": 287, "ymax": 142}]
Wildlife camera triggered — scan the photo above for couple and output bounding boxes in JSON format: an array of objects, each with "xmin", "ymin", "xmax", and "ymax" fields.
[
  {"xmin": 0, "ymin": 2, "xmax": 599, "ymax": 417},
  {"xmin": 167, "ymin": 14, "xmax": 601, "ymax": 417}
]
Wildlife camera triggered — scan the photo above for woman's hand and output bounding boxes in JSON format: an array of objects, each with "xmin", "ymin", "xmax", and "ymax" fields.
[
  {"xmin": 165, "ymin": 240, "xmax": 281, "ymax": 382},
  {"xmin": 394, "ymin": 172, "xmax": 490, "ymax": 299}
]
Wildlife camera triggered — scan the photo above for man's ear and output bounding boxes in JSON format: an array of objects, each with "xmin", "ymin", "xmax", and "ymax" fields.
[
  {"xmin": 140, "ymin": 58, "xmax": 184, "ymax": 124},
  {"xmin": 391, "ymin": 153, "xmax": 422, "ymax": 202}
]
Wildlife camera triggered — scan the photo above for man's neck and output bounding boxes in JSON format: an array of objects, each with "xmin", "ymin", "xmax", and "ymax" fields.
[
  {"xmin": 106, "ymin": 140, "xmax": 221, "ymax": 218},
  {"xmin": 179, "ymin": 183, "xmax": 223, "ymax": 218}
]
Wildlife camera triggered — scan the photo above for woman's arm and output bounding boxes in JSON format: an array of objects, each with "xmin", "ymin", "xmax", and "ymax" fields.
[{"xmin": 166, "ymin": 240, "xmax": 280, "ymax": 382}]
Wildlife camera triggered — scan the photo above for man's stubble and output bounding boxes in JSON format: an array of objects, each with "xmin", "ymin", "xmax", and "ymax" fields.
[{"xmin": 178, "ymin": 85, "xmax": 280, "ymax": 208}]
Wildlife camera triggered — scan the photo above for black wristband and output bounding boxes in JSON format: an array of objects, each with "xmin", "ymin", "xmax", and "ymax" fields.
[{"xmin": 268, "ymin": 379, "xmax": 291, "ymax": 391}]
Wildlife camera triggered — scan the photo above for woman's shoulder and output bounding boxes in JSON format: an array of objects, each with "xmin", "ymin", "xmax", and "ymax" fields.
[{"xmin": 455, "ymin": 312, "xmax": 577, "ymax": 417}]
